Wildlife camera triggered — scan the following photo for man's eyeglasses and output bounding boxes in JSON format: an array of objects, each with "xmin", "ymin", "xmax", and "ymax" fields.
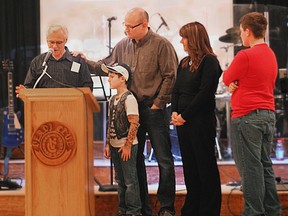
[
  {"xmin": 47, "ymin": 40, "xmax": 65, "ymax": 45},
  {"xmin": 123, "ymin": 23, "xmax": 143, "ymax": 29}
]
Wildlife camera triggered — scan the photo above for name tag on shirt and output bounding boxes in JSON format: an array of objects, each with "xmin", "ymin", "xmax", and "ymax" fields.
[{"xmin": 71, "ymin": 62, "xmax": 80, "ymax": 73}]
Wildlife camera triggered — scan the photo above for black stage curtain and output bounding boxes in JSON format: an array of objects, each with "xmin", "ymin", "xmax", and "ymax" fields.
[{"xmin": 0, "ymin": 0, "xmax": 40, "ymax": 111}]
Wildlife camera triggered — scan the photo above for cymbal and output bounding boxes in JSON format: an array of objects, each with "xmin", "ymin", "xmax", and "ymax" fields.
[
  {"xmin": 219, "ymin": 34, "xmax": 241, "ymax": 44},
  {"xmin": 225, "ymin": 27, "xmax": 240, "ymax": 34}
]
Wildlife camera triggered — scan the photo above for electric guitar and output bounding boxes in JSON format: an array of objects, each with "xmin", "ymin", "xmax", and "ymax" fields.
[{"xmin": 1, "ymin": 60, "xmax": 24, "ymax": 147}]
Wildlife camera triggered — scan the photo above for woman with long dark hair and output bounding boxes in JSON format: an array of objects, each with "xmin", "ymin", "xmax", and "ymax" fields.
[{"xmin": 171, "ymin": 22, "xmax": 222, "ymax": 216}]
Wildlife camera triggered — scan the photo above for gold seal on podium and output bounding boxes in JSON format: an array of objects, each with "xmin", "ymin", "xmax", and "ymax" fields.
[{"xmin": 32, "ymin": 121, "xmax": 77, "ymax": 166}]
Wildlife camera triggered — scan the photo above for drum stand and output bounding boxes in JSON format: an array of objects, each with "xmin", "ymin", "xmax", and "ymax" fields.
[
  {"xmin": 218, "ymin": 44, "xmax": 237, "ymax": 159},
  {"xmin": 215, "ymin": 115, "xmax": 222, "ymax": 160},
  {"xmin": 148, "ymin": 146, "xmax": 154, "ymax": 162}
]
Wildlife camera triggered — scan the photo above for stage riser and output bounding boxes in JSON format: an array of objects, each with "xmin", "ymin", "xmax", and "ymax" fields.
[
  {"xmin": 0, "ymin": 191, "xmax": 287, "ymax": 216},
  {"xmin": 1, "ymin": 162, "xmax": 287, "ymax": 215}
]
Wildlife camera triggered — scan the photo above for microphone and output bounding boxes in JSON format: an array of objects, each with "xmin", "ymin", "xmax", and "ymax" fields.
[
  {"xmin": 33, "ymin": 48, "xmax": 76, "ymax": 89},
  {"xmin": 158, "ymin": 13, "xmax": 170, "ymax": 30},
  {"xmin": 107, "ymin": 16, "xmax": 117, "ymax": 22},
  {"xmin": 42, "ymin": 48, "xmax": 54, "ymax": 67}
]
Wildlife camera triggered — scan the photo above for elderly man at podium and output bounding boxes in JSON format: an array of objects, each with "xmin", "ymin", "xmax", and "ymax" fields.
[
  {"xmin": 16, "ymin": 24, "xmax": 93, "ymax": 94},
  {"xmin": 12, "ymin": 24, "xmax": 96, "ymax": 216}
]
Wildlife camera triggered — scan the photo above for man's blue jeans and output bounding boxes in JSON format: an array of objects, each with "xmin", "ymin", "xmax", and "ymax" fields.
[
  {"xmin": 137, "ymin": 105, "xmax": 176, "ymax": 216},
  {"xmin": 111, "ymin": 145, "xmax": 141, "ymax": 215},
  {"xmin": 231, "ymin": 109, "xmax": 282, "ymax": 216}
]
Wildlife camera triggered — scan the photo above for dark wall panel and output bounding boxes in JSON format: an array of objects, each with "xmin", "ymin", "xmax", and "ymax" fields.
[{"xmin": 0, "ymin": 0, "xmax": 40, "ymax": 111}]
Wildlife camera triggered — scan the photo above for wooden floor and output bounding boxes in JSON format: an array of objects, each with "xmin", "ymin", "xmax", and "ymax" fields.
[
  {"xmin": 0, "ymin": 183, "xmax": 287, "ymax": 216},
  {"xmin": 1, "ymin": 140, "xmax": 288, "ymax": 215},
  {"xmin": 0, "ymin": 159, "xmax": 288, "ymax": 216}
]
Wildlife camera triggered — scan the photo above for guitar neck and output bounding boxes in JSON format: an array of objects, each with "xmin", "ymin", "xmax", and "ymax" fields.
[{"xmin": 7, "ymin": 72, "xmax": 15, "ymax": 119}]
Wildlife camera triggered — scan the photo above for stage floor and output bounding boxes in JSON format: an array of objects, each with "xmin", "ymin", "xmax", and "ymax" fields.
[
  {"xmin": 0, "ymin": 180, "xmax": 287, "ymax": 216},
  {"xmin": 0, "ymin": 158, "xmax": 288, "ymax": 215}
]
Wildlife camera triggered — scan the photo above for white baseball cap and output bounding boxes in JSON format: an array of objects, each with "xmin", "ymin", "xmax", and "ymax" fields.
[{"xmin": 101, "ymin": 63, "xmax": 131, "ymax": 81}]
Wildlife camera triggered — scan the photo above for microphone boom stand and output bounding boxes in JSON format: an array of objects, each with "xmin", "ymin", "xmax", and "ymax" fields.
[
  {"xmin": 156, "ymin": 23, "xmax": 164, "ymax": 33},
  {"xmin": 94, "ymin": 17, "xmax": 118, "ymax": 192}
]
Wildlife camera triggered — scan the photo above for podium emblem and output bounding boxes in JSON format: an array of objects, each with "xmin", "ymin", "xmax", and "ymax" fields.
[{"xmin": 32, "ymin": 121, "xmax": 77, "ymax": 166}]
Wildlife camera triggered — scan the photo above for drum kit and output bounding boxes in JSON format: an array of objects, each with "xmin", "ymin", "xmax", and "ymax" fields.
[
  {"xmin": 217, "ymin": 27, "xmax": 242, "ymax": 95},
  {"xmin": 215, "ymin": 27, "xmax": 242, "ymax": 160},
  {"xmin": 219, "ymin": 27, "xmax": 241, "ymax": 45}
]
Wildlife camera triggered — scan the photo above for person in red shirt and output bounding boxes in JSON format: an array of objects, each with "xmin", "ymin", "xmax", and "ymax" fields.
[{"xmin": 223, "ymin": 12, "xmax": 282, "ymax": 216}]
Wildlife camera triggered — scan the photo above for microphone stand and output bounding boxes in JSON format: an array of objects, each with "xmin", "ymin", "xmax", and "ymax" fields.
[
  {"xmin": 156, "ymin": 22, "xmax": 165, "ymax": 33},
  {"xmin": 108, "ymin": 19, "xmax": 113, "ymax": 54},
  {"xmin": 94, "ymin": 17, "xmax": 118, "ymax": 192}
]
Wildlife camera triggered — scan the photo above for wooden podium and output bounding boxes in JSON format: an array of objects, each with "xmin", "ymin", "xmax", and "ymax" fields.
[{"xmin": 19, "ymin": 88, "xmax": 100, "ymax": 216}]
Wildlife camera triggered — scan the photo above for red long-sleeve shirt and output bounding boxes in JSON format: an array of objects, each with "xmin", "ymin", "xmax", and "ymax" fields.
[{"xmin": 223, "ymin": 43, "xmax": 277, "ymax": 118}]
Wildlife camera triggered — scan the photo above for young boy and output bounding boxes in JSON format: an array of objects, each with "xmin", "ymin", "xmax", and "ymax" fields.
[{"xmin": 102, "ymin": 63, "xmax": 142, "ymax": 216}]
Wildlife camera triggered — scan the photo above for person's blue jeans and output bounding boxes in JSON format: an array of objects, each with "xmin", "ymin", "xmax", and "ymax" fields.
[
  {"xmin": 231, "ymin": 109, "xmax": 282, "ymax": 216},
  {"xmin": 137, "ymin": 105, "xmax": 176, "ymax": 216},
  {"xmin": 111, "ymin": 145, "xmax": 141, "ymax": 215}
]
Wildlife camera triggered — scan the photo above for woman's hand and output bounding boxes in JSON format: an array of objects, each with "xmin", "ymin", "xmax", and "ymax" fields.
[
  {"xmin": 170, "ymin": 111, "xmax": 178, "ymax": 125},
  {"xmin": 171, "ymin": 112, "xmax": 186, "ymax": 126}
]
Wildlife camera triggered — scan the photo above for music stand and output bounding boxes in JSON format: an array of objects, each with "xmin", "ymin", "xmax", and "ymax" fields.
[{"xmin": 93, "ymin": 17, "xmax": 118, "ymax": 192}]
